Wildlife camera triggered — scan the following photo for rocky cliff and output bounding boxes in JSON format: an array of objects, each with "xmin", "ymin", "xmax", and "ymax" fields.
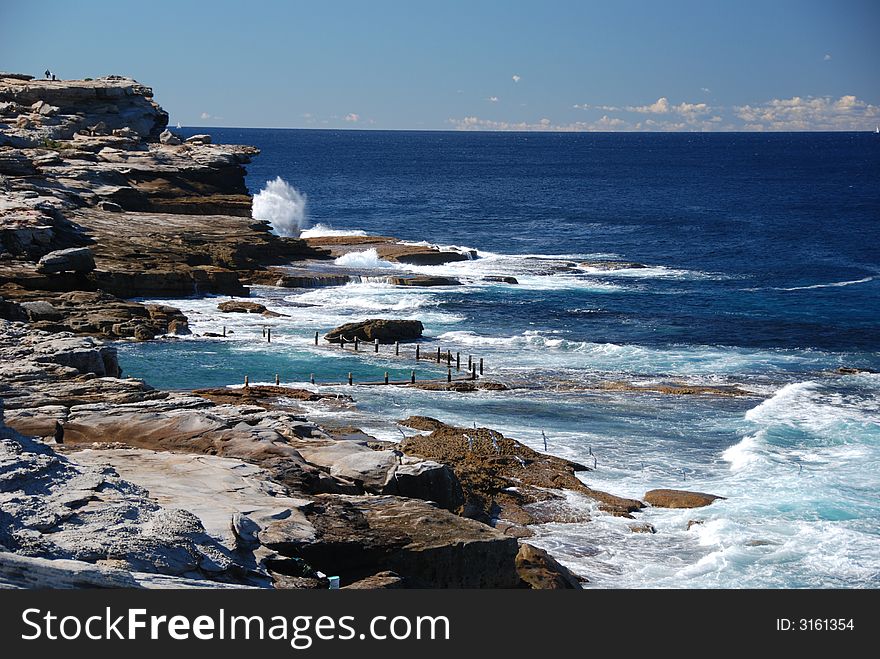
[
  {"xmin": 0, "ymin": 73, "xmax": 584, "ymax": 589},
  {"xmin": 0, "ymin": 73, "xmax": 327, "ymax": 339}
]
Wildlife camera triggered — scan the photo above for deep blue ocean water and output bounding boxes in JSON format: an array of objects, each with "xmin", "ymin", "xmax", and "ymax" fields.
[{"xmin": 119, "ymin": 129, "xmax": 880, "ymax": 588}]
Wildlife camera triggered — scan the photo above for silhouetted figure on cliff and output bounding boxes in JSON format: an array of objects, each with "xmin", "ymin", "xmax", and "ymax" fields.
[
  {"xmin": 44, "ymin": 69, "xmax": 50, "ymax": 79},
  {"xmin": 53, "ymin": 421, "xmax": 64, "ymax": 445}
]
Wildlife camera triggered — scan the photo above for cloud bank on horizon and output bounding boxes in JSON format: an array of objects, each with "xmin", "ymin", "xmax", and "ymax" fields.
[{"xmin": 451, "ymin": 94, "xmax": 879, "ymax": 132}]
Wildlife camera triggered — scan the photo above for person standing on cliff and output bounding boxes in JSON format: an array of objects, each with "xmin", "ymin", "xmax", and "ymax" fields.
[
  {"xmin": 44, "ymin": 69, "xmax": 50, "ymax": 79},
  {"xmin": 53, "ymin": 420, "xmax": 64, "ymax": 445},
  {"xmin": 51, "ymin": 73, "xmax": 56, "ymax": 81}
]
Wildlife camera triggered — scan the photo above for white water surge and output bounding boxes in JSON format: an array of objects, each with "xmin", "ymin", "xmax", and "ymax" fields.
[{"xmin": 251, "ymin": 176, "xmax": 308, "ymax": 237}]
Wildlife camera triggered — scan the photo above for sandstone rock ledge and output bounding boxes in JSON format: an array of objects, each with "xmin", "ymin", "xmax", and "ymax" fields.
[{"xmin": 0, "ymin": 321, "xmax": 579, "ymax": 588}]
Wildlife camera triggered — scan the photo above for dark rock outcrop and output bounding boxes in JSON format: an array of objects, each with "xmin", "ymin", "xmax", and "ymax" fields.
[
  {"xmin": 325, "ymin": 319, "xmax": 424, "ymax": 344},
  {"xmin": 390, "ymin": 275, "xmax": 461, "ymax": 287}
]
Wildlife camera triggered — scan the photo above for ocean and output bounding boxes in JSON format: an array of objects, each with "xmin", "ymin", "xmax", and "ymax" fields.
[{"xmin": 119, "ymin": 129, "xmax": 880, "ymax": 588}]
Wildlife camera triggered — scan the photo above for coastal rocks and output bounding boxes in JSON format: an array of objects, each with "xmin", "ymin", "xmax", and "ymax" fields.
[
  {"xmin": 397, "ymin": 417, "xmax": 643, "ymax": 522},
  {"xmin": 158, "ymin": 129, "xmax": 181, "ymax": 145},
  {"xmin": 578, "ymin": 261, "xmax": 647, "ymax": 271},
  {"xmin": 597, "ymin": 380, "xmax": 754, "ymax": 398},
  {"xmin": 274, "ymin": 273, "xmax": 350, "ymax": 288},
  {"xmin": 389, "ymin": 275, "xmax": 461, "ymax": 287},
  {"xmin": 484, "ymin": 276, "xmax": 519, "ymax": 284},
  {"xmin": 408, "ymin": 380, "xmax": 509, "ymax": 393},
  {"xmin": 628, "ymin": 522, "xmax": 657, "ymax": 534},
  {"xmin": 295, "ymin": 440, "xmax": 463, "ymax": 510},
  {"xmin": 185, "ymin": 134, "xmax": 212, "ymax": 145},
  {"xmin": 218, "ymin": 300, "xmax": 267, "ymax": 314},
  {"xmin": 643, "ymin": 489, "xmax": 724, "ymax": 509},
  {"xmin": 515, "ymin": 544, "xmax": 583, "ymax": 589},
  {"xmin": 0, "ymin": 430, "xmax": 255, "ymax": 582},
  {"xmin": 292, "ymin": 495, "xmax": 523, "ymax": 588},
  {"xmin": 304, "ymin": 235, "xmax": 474, "ymax": 266},
  {"xmin": 193, "ymin": 385, "xmax": 349, "ymax": 409},
  {"xmin": 325, "ymin": 318, "xmax": 424, "ymax": 344},
  {"xmin": 36, "ymin": 246, "xmax": 96, "ymax": 274}
]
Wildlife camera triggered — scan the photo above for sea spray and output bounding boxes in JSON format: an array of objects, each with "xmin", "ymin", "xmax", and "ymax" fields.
[
  {"xmin": 334, "ymin": 248, "xmax": 396, "ymax": 269},
  {"xmin": 252, "ymin": 177, "xmax": 307, "ymax": 237}
]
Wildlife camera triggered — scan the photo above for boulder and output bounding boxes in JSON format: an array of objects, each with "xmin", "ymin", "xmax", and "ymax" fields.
[
  {"xmin": 36, "ymin": 247, "xmax": 96, "ymax": 274},
  {"xmin": 392, "ymin": 459, "xmax": 464, "ymax": 511},
  {"xmin": 389, "ymin": 276, "xmax": 461, "ymax": 287},
  {"xmin": 217, "ymin": 300, "xmax": 266, "ymax": 314},
  {"xmin": 515, "ymin": 544, "xmax": 583, "ymax": 589},
  {"xmin": 628, "ymin": 522, "xmax": 657, "ymax": 534},
  {"xmin": 325, "ymin": 319, "xmax": 423, "ymax": 344},
  {"xmin": 484, "ymin": 276, "xmax": 519, "ymax": 284},
  {"xmin": 19, "ymin": 300, "xmax": 63, "ymax": 321},
  {"xmin": 159, "ymin": 129, "xmax": 181, "ymax": 145},
  {"xmin": 185, "ymin": 134, "xmax": 212, "ymax": 145},
  {"xmin": 643, "ymin": 489, "xmax": 724, "ymax": 509}
]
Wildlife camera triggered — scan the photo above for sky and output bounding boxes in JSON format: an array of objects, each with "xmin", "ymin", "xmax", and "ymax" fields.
[{"xmin": 1, "ymin": 0, "xmax": 878, "ymax": 131}]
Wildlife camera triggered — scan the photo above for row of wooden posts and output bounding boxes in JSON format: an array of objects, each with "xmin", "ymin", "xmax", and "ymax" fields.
[
  {"xmin": 313, "ymin": 331, "xmax": 484, "ymax": 375},
  {"xmin": 245, "ymin": 364, "xmax": 474, "ymax": 388},
  {"xmin": 235, "ymin": 328, "xmax": 485, "ymax": 388}
]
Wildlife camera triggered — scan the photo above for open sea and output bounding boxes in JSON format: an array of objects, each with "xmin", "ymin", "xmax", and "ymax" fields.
[{"xmin": 119, "ymin": 129, "xmax": 880, "ymax": 588}]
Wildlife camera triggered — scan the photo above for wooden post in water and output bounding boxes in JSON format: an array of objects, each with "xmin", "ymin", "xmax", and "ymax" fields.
[
  {"xmin": 267, "ymin": 328, "xmax": 271, "ymax": 343},
  {"xmin": 354, "ymin": 337, "xmax": 359, "ymax": 351},
  {"xmin": 480, "ymin": 357, "xmax": 484, "ymax": 375},
  {"xmin": 468, "ymin": 355, "xmax": 472, "ymax": 369},
  {"xmin": 314, "ymin": 331, "xmax": 319, "ymax": 346},
  {"xmin": 411, "ymin": 370, "xmax": 415, "ymax": 384},
  {"xmin": 348, "ymin": 372, "xmax": 353, "ymax": 386},
  {"xmin": 262, "ymin": 327, "xmax": 265, "ymax": 338},
  {"xmin": 395, "ymin": 341, "xmax": 400, "ymax": 356},
  {"xmin": 222, "ymin": 326, "xmax": 226, "ymax": 337},
  {"xmin": 471, "ymin": 364, "xmax": 476, "ymax": 380},
  {"xmin": 310, "ymin": 373, "xmax": 315, "ymax": 385},
  {"xmin": 384, "ymin": 372, "xmax": 389, "ymax": 385},
  {"xmin": 456, "ymin": 352, "xmax": 460, "ymax": 371},
  {"xmin": 275, "ymin": 374, "xmax": 280, "ymax": 386},
  {"xmin": 447, "ymin": 368, "xmax": 452, "ymax": 383},
  {"xmin": 446, "ymin": 349, "xmax": 451, "ymax": 366},
  {"xmin": 374, "ymin": 338, "xmax": 379, "ymax": 353},
  {"xmin": 416, "ymin": 345, "xmax": 420, "ymax": 360},
  {"xmin": 436, "ymin": 346, "xmax": 441, "ymax": 363},
  {"xmin": 244, "ymin": 375, "xmax": 249, "ymax": 387},
  {"xmin": 340, "ymin": 337, "xmax": 345, "ymax": 349}
]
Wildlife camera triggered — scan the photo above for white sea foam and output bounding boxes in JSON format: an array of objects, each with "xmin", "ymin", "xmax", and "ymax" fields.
[
  {"xmin": 333, "ymin": 249, "xmax": 397, "ymax": 269},
  {"xmin": 300, "ymin": 223, "xmax": 370, "ymax": 238},
  {"xmin": 251, "ymin": 177, "xmax": 308, "ymax": 237},
  {"xmin": 774, "ymin": 276, "xmax": 875, "ymax": 291}
]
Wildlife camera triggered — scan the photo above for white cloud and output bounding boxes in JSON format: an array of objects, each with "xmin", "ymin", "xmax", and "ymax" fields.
[
  {"xmin": 573, "ymin": 103, "xmax": 621, "ymax": 111},
  {"xmin": 629, "ymin": 97, "xmax": 671, "ymax": 113},
  {"xmin": 487, "ymin": 96, "xmax": 499, "ymax": 103},
  {"xmin": 824, "ymin": 53, "xmax": 832, "ymax": 61},
  {"xmin": 701, "ymin": 87, "xmax": 711, "ymax": 93},
  {"xmin": 200, "ymin": 112, "xmax": 211, "ymax": 120},
  {"xmin": 344, "ymin": 113, "xmax": 360, "ymax": 122},
  {"xmin": 734, "ymin": 94, "xmax": 879, "ymax": 130},
  {"xmin": 448, "ymin": 115, "xmax": 632, "ymax": 132},
  {"xmin": 512, "ymin": 75, "xmax": 521, "ymax": 83}
]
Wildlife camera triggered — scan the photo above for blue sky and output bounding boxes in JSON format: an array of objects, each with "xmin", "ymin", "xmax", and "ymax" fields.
[{"xmin": 2, "ymin": 0, "xmax": 878, "ymax": 131}]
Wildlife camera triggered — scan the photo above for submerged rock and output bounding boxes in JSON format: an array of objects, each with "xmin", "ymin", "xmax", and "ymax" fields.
[
  {"xmin": 217, "ymin": 300, "xmax": 266, "ymax": 314},
  {"xmin": 644, "ymin": 489, "xmax": 724, "ymax": 509},
  {"xmin": 325, "ymin": 318, "xmax": 424, "ymax": 344},
  {"xmin": 389, "ymin": 275, "xmax": 461, "ymax": 287}
]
